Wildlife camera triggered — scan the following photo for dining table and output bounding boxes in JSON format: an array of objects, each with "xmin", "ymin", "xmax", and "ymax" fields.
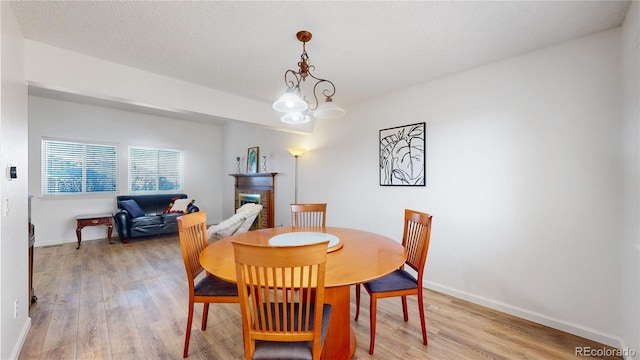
[{"xmin": 199, "ymin": 226, "xmax": 406, "ymax": 360}]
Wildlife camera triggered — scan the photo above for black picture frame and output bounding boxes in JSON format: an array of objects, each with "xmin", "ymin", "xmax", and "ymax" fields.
[{"xmin": 379, "ymin": 122, "xmax": 425, "ymax": 186}]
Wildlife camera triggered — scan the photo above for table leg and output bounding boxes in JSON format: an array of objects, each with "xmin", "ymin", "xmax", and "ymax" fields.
[
  {"xmin": 324, "ymin": 285, "xmax": 356, "ymax": 360},
  {"xmin": 75, "ymin": 225, "xmax": 82, "ymax": 250},
  {"xmin": 107, "ymin": 224, "xmax": 113, "ymax": 244}
]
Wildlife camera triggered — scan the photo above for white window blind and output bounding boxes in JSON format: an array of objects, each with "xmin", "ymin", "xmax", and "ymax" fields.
[
  {"xmin": 129, "ymin": 146, "xmax": 183, "ymax": 192},
  {"xmin": 41, "ymin": 139, "xmax": 118, "ymax": 195}
]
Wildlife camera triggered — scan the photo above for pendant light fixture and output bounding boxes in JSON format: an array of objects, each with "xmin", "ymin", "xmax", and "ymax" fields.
[{"xmin": 273, "ymin": 31, "xmax": 345, "ymax": 123}]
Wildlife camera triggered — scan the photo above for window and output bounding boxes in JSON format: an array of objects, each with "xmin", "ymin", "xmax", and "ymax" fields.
[
  {"xmin": 129, "ymin": 146, "xmax": 183, "ymax": 192},
  {"xmin": 41, "ymin": 138, "xmax": 118, "ymax": 196}
]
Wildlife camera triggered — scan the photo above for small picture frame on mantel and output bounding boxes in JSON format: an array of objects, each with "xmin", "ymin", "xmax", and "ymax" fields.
[{"xmin": 247, "ymin": 146, "xmax": 260, "ymax": 173}]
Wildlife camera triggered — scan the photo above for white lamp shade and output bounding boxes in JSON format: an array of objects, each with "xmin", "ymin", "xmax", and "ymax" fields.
[
  {"xmin": 287, "ymin": 147, "xmax": 307, "ymax": 156},
  {"xmin": 281, "ymin": 111, "xmax": 311, "ymax": 124},
  {"xmin": 272, "ymin": 92, "xmax": 308, "ymax": 113},
  {"xmin": 314, "ymin": 99, "xmax": 345, "ymax": 119}
]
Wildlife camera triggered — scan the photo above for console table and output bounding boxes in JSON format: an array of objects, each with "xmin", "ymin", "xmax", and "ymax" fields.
[{"xmin": 75, "ymin": 214, "xmax": 113, "ymax": 249}]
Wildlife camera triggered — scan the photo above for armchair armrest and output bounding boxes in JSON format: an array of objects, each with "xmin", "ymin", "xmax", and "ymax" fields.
[{"xmin": 113, "ymin": 209, "xmax": 132, "ymax": 240}]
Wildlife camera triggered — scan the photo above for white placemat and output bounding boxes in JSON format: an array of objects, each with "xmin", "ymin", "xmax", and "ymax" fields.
[{"xmin": 269, "ymin": 232, "xmax": 340, "ymax": 248}]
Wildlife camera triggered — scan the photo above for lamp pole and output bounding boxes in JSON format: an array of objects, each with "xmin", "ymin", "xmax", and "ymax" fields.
[
  {"xmin": 287, "ymin": 148, "xmax": 307, "ymax": 204},
  {"xmin": 293, "ymin": 155, "xmax": 299, "ymax": 204}
]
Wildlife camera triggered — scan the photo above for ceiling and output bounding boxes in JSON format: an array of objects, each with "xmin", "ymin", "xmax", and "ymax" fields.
[{"xmin": 9, "ymin": 1, "xmax": 631, "ymax": 111}]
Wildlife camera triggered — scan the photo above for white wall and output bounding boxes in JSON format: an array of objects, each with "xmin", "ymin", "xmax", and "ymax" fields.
[
  {"xmin": 28, "ymin": 96, "xmax": 226, "ymax": 246},
  {"xmin": 225, "ymin": 28, "xmax": 627, "ymax": 346},
  {"xmin": 0, "ymin": 2, "xmax": 30, "ymax": 358},
  {"xmin": 621, "ymin": 1, "xmax": 640, "ymax": 358}
]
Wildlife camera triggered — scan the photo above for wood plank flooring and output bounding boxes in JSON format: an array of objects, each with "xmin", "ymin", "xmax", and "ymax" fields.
[{"xmin": 20, "ymin": 235, "xmax": 621, "ymax": 360}]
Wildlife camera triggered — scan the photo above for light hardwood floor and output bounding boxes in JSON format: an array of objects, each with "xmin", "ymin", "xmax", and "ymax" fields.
[{"xmin": 20, "ymin": 235, "xmax": 621, "ymax": 360}]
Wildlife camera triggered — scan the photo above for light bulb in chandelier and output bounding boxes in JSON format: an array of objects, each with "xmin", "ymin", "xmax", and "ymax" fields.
[
  {"xmin": 314, "ymin": 97, "xmax": 346, "ymax": 119},
  {"xmin": 281, "ymin": 111, "xmax": 311, "ymax": 124},
  {"xmin": 273, "ymin": 91, "xmax": 308, "ymax": 113}
]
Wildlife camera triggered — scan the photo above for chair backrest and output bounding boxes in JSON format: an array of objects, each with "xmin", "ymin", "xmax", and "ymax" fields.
[
  {"xmin": 291, "ymin": 203, "xmax": 327, "ymax": 227},
  {"xmin": 402, "ymin": 209, "xmax": 433, "ymax": 282},
  {"xmin": 233, "ymin": 241, "xmax": 329, "ymax": 359},
  {"xmin": 178, "ymin": 211, "xmax": 209, "ymax": 289}
]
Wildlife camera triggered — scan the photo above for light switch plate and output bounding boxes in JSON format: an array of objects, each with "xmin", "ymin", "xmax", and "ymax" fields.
[{"xmin": 7, "ymin": 165, "xmax": 16, "ymax": 180}]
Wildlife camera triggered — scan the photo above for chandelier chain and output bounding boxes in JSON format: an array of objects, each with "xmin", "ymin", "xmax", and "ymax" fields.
[{"xmin": 281, "ymin": 32, "xmax": 336, "ymax": 111}]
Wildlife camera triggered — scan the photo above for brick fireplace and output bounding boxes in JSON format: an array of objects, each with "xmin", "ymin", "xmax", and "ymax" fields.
[{"xmin": 230, "ymin": 172, "xmax": 277, "ymax": 229}]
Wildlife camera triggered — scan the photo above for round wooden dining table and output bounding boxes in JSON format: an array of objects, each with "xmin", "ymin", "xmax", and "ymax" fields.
[{"xmin": 199, "ymin": 226, "xmax": 406, "ymax": 360}]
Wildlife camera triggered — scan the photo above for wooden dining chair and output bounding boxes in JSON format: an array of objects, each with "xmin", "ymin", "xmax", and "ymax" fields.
[
  {"xmin": 177, "ymin": 211, "xmax": 239, "ymax": 358},
  {"xmin": 290, "ymin": 203, "xmax": 327, "ymax": 227},
  {"xmin": 355, "ymin": 209, "xmax": 433, "ymax": 354},
  {"xmin": 232, "ymin": 241, "xmax": 332, "ymax": 360}
]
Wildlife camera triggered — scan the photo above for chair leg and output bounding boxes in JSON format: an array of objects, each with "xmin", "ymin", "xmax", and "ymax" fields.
[
  {"xmin": 401, "ymin": 295, "xmax": 409, "ymax": 321},
  {"xmin": 184, "ymin": 301, "xmax": 195, "ymax": 358},
  {"xmin": 354, "ymin": 284, "xmax": 361, "ymax": 321},
  {"xmin": 201, "ymin": 303, "xmax": 210, "ymax": 330},
  {"xmin": 417, "ymin": 290, "xmax": 428, "ymax": 345},
  {"xmin": 369, "ymin": 293, "xmax": 378, "ymax": 355}
]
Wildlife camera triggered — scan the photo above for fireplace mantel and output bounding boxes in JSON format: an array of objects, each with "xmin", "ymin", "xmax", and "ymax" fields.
[{"xmin": 230, "ymin": 172, "xmax": 277, "ymax": 229}]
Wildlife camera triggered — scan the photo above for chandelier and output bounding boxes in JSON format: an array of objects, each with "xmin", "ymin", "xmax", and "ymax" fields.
[{"xmin": 273, "ymin": 31, "xmax": 345, "ymax": 124}]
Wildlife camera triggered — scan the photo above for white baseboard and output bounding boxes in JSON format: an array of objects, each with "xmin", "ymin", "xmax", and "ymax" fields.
[
  {"xmin": 424, "ymin": 281, "xmax": 623, "ymax": 349},
  {"xmin": 617, "ymin": 339, "xmax": 639, "ymax": 360},
  {"xmin": 35, "ymin": 235, "xmax": 120, "ymax": 248},
  {"xmin": 11, "ymin": 317, "xmax": 31, "ymax": 360},
  {"xmin": 34, "ymin": 238, "xmax": 75, "ymax": 247}
]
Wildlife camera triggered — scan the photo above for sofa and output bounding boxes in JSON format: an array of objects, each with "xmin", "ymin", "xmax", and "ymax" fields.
[{"xmin": 113, "ymin": 193, "xmax": 199, "ymax": 243}]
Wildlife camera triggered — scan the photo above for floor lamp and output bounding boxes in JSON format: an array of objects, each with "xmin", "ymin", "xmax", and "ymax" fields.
[{"xmin": 287, "ymin": 148, "xmax": 307, "ymax": 203}]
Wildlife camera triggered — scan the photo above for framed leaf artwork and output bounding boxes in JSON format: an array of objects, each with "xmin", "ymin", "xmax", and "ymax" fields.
[{"xmin": 379, "ymin": 122, "xmax": 425, "ymax": 186}]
